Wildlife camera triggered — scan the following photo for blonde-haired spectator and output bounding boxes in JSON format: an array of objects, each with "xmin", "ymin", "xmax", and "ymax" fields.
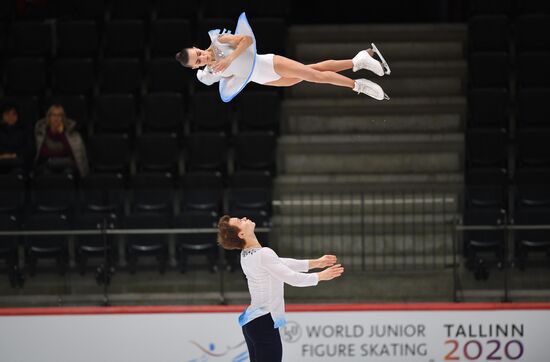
[{"xmin": 34, "ymin": 104, "xmax": 89, "ymax": 177}]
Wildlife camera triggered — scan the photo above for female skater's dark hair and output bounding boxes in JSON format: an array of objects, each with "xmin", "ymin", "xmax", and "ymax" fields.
[
  {"xmin": 175, "ymin": 48, "xmax": 190, "ymax": 67},
  {"xmin": 217, "ymin": 215, "xmax": 246, "ymax": 250}
]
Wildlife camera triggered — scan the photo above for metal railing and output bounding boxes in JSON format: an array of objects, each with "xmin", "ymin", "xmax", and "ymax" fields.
[
  {"xmin": 3, "ymin": 190, "xmax": 548, "ymax": 304},
  {"xmin": 1, "ymin": 190, "xmax": 459, "ymax": 273},
  {"xmin": 0, "ymin": 226, "xmax": 270, "ymax": 305},
  {"xmin": 271, "ymin": 190, "xmax": 459, "ymax": 271}
]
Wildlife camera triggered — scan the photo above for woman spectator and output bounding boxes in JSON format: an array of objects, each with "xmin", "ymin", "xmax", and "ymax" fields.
[{"xmin": 34, "ymin": 104, "xmax": 89, "ymax": 177}]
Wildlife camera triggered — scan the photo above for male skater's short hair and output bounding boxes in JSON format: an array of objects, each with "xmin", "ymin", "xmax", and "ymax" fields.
[{"xmin": 217, "ymin": 215, "xmax": 246, "ymax": 250}]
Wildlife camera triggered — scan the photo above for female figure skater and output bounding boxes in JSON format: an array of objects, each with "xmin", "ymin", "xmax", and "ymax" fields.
[
  {"xmin": 217, "ymin": 215, "xmax": 344, "ymax": 362},
  {"xmin": 175, "ymin": 12, "xmax": 390, "ymax": 102}
]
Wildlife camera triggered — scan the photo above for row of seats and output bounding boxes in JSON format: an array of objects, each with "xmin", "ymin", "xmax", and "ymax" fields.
[
  {"xmin": 464, "ymin": 2, "xmax": 550, "ymax": 279},
  {"xmin": 3, "ymin": 56, "xmax": 190, "ymax": 97},
  {"xmin": 0, "ymin": 168, "xmax": 272, "ymax": 281},
  {"xmin": 466, "ymin": 129, "xmax": 550, "ymax": 185},
  {"xmin": 0, "ymin": 131, "xmax": 277, "ymax": 178},
  {"xmin": 2, "ymin": 91, "xmax": 281, "ymax": 136},
  {"xmin": 463, "ymin": 184, "xmax": 550, "ymax": 278},
  {"xmin": 469, "ymin": 52, "xmax": 550, "ymax": 89},
  {"xmin": 465, "ymin": 184, "xmax": 550, "ymax": 213},
  {"xmin": 468, "ymin": 14, "xmax": 550, "ymax": 53},
  {"xmin": 0, "ymin": 0, "xmax": 291, "ymax": 22},
  {"xmin": 0, "ymin": 170, "xmax": 273, "ymax": 282},
  {"xmin": 1, "ymin": 0, "xmax": 186, "ymax": 21},
  {"xmin": 468, "ymin": 0, "xmax": 550, "ymax": 16},
  {"xmin": 1, "ymin": 169, "xmax": 273, "ymax": 216},
  {"xmin": 467, "ymin": 88, "xmax": 550, "ymax": 131},
  {"xmin": 0, "ymin": 17, "xmax": 287, "ymax": 59},
  {"xmin": 0, "ymin": 209, "xmax": 270, "ymax": 284}
]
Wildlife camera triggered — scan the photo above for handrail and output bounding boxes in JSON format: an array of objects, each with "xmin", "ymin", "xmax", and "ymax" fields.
[
  {"xmin": 0, "ymin": 227, "xmax": 271, "ymax": 236},
  {"xmin": 455, "ymin": 224, "xmax": 550, "ymax": 231}
]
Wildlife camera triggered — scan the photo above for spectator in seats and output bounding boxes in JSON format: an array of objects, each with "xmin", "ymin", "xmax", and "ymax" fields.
[
  {"xmin": 0, "ymin": 102, "xmax": 32, "ymax": 174},
  {"xmin": 34, "ymin": 104, "xmax": 89, "ymax": 177},
  {"xmin": 218, "ymin": 215, "xmax": 344, "ymax": 362},
  {"xmin": 176, "ymin": 12, "xmax": 390, "ymax": 103}
]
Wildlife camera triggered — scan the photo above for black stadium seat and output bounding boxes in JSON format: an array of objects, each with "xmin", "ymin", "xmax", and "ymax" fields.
[
  {"xmin": 233, "ymin": 131, "xmax": 277, "ymax": 174},
  {"xmin": 0, "ymin": 214, "xmax": 21, "ymax": 287},
  {"xmin": 180, "ymin": 171, "xmax": 224, "ymax": 215},
  {"xmin": 57, "ymin": 20, "xmax": 99, "ymax": 57},
  {"xmin": 469, "ymin": 52, "xmax": 509, "ymax": 89},
  {"xmin": 4, "ymin": 58, "xmax": 47, "ymax": 95},
  {"xmin": 9, "ymin": 21, "xmax": 52, "ymax": 57},
  {"xmin": 103, "ymin": 20, "xmax": 146, "ymax": 58},
  {"xmin": 514, "ymin": 210, "xmax": 550, "ymax": 270},
  {"xmin": 124, "ymin": 213, "xmax": 170, "ymax": 274},
  {"xmin": 29, "ymin": 173, "xmax": 76, "ymax": 215},
  {"xmin": 110, "ymin": 0, "xmax": 152, "ymax": 20},
  {"xmin": 517, "ymin": 52, "xmax": 550, "ymax": 89},
  {"xmin": 516, "ymin": 130, "xmax": 550, "ymax": 172},
  {"xmin": 74, "ymin": 213, "xmax": 118, "ymax": 274},
  {"xmin": 463, "ymin": 210, "xmax": 506, "ymax": 280},
  {"xmin": 52, "ymin": 58, "xmax": 95, "ymax": 95},
  {"xmin": 185, "ymin": 133, "xmax": 228, "ymax": 175},
  {"xmin": 464, "ymin": 185, "xmax": 507, "ymax": 213},
  {"xmin": 130, "ymin": 173, "xmax": 175, "ymax": 215},
  {"xmin": 516, "ymin": 15, "xmax": 550, "ymax": 52},
  {"xmin": 88, "ymin": 134, "xmax": 131, "ymax": 175},
  {"xmin": 469, "ymin": 0, "xmax": 511, "ymax": 15},
  {"xmin": 93, "ymin": 94, "xmax": 137, "ymax": 135},
  {"xmin": 237, "ymin": 90, "xmax": 280, "ymax": 132},
  {"xmin": 190, "ymin": 92, "xmax": 233, "ymax": 134},
  {"xmin": 0, "ymin": 174, "xmax": 26, "ymax": 218},
  {"xmin": 150, "ymin": 19, "xmax": 192, "ymax": 57},
  {"xmin": 135, "ymin": 134, "xmax": 180, "ymax": 174},
  {"xmin": 142, "ymin": 92, "xmax": 185, "ymax": 134},
  {"xmin": 468, "ymin": 15, "xmax": 510, "ymax": 52},
  {"xmin": 99, "ymin": 58, "xmax": 142, "ymax": 95},
  {"xmin": 155, "ymin": 0, "xmax": 197, "ymax": 19},
  {"xmin": 24, "ymin": 213, "xmax": 71, "ymax": 276},
  {"xmin": 467, "ymin": 88, "xmax": 509, "ymax": 129},
  {"xmin": 465, "ymin": 129, "xmax": 508, "ymax": 184},
  {"xmin": 78, "ymin": 173, "xmax": 126, "ymax": 215},
  {"xmin": 174, "ymin": 211, "xmax": 219, "ymax": 273},
  {"xmin": 148, "ymin": 57, "xmax": 190, "ymax": 94},
  {"xmin": 518, "ymin": 0, "xmax": 550, "ymax": 14},
  {"xmin": 516, "ymin": 88, "xmax": 550, "ymax": 130}
]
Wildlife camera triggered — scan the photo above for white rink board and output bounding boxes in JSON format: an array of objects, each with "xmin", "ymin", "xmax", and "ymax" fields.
[{"xmin": 1, "ymin": 308, "xmax": 549, "ymax": 362}]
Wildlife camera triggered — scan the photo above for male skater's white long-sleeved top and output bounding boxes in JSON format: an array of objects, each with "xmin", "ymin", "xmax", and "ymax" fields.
[{"xmin": 238, "ymin": 247, "xmax": 319, "ymax": 329}]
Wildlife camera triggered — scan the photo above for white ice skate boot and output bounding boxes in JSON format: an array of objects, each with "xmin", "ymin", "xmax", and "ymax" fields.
[
  {"xmin": 353, "ymin": 79, "xmax": 390, "ymax": 100},
  {"xmin": 352, "ymin": 50, "xmax": 384, "ymax": 76},
  {"xmin": 371, "ymin": 43, "xmax": 391, "ymax": 75}
]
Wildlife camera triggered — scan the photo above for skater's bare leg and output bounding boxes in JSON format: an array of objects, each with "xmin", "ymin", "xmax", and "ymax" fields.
[{"xmin": 273, "ymin": 55, "xmax": 354, "ymax": 89}]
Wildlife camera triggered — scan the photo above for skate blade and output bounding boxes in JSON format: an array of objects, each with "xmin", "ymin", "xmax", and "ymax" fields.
[{"xmin": 371, "ymin": 43, "xmax": 391, "ymax": 75}]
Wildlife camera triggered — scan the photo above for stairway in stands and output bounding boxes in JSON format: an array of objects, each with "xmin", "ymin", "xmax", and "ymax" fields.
[{"xmin": 272, "ymin": 24, "xmax": 466, "ymax": 277}]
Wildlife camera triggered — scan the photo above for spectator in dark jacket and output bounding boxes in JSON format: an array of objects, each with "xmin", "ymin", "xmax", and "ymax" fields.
[{"xmin": 0, "ymin": 102, "xmax": 32, "ymax": 174}]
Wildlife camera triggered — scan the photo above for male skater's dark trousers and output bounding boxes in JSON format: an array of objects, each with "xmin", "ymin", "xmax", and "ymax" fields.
[{"xmin": 242, "ymin": 313, "xmax": 282, "ymax": 362}]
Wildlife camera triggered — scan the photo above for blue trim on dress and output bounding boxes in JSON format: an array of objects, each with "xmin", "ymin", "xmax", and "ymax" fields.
[{"xmin": 273, "ymin": 317, "xmax": 287, "ymax": 329}]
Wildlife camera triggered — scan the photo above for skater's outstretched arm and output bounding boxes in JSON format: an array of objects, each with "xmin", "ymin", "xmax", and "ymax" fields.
[
  {"xmin": 262, "ymin": 248, "xmax": 344, "ymax": 286},
  {"xmin": 280, "ymin": 254, "xmax": 338, "ymax": 271}
]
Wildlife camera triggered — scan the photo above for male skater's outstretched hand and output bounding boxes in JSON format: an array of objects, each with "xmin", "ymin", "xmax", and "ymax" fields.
[
  {"xmin": 318, "ymin": 264, "xmax": 344, "ymax": 281},
  {"xmin": 309, "ymin": 255, "xmax": 337, "ymax": 269}
]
